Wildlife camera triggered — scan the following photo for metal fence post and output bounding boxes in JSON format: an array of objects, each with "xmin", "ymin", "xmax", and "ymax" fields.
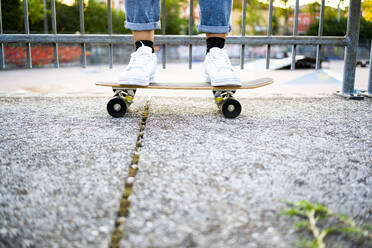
[
  {"xmin": 340, "ymin": 0, "xmax": 363, "ymax": 99},
  {"xmin": 362, "ymin": 40, "xmax": 372, "ymax": 97},
  {"xmin": 23, "ymin": 0, "xmax": 32, "ymax": 68},
  {"xmin": 188, "ymin": 0, "xmax": 193, "ymax": 69},
  {"xmin": 79, "ymin": 0, "xmax": 86, "ymax": 68},
  {"xmin": 315, "ymin": 0, "xmax": 325, "ymax": 70},
  {"xmin": 291, "ymin": 0, "xmax": 299, "ymax": 70},
  {"xmin": 368, "ymin": 40, "xmax": 372, "ymax": 95},
  {"xmin": 42, "ymin": 0, "xmax": 48, "ymax": 34},
  {"xmin": 161, "ymin": 0, "xmax": 166, "ymax": 69},
  {"xmin": 51, "ymin": 0, "xmax": 59, "ymax": 68},
  {"xmin": 240, "ymin": 0, "xmax": 247, "ymax": 70},
  {"xmin": 108, "ymin": 0, "xmax": 113, "ymax": 69},
  {"xmin": 0, "ymin": 0, "xmax": 4, "ymax": 69},
  {"xmin": 265, "ymin": 0, "xmax": 273, "ymax": 70}
]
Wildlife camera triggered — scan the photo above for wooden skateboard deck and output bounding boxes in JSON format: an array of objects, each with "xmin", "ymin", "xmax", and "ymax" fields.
[
  {"xmin": 95, "ymin": 77, "xmax": 273, "ymax": 90},
  {"xmin": 96, "ymin": 77, "xmax": 273, "ymax": 119}
]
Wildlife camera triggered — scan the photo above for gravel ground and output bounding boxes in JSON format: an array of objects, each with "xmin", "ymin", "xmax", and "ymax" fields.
[
  {"xmin": 0, "ymin": 95, "xmax": 371, "ymax": 248},
  {"xmin": 121, "ymin": 96, "xmax": 372, "ymax": 248},
  {"xmin": 0, "ymin": 97, "xmax": 145, "ymax": 248}
]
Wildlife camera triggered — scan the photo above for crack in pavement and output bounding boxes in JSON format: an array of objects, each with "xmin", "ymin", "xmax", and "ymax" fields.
[{"xmin": 109, "ymin": 99, "xmax": 150, "ymax": 248}]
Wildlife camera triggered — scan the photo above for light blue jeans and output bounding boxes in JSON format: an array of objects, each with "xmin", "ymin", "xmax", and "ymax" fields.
[{"xmin": 124, "ymin": 0, "xmax": 232, "ymax": 33}]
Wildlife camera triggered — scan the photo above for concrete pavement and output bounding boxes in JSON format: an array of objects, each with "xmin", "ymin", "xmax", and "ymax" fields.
[{"xmin": 0, "ymin": 62, "xmax": 371, "ymax": 248}]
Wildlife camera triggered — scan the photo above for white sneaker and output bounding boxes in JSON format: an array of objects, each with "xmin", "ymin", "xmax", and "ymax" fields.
[
  {"xmin": 118, "ymin": 45, "xmax": 157, "ymax": 86},
  {"xmin": 204, "ymin": 47, "xmax": 241, "ymax": 86}
]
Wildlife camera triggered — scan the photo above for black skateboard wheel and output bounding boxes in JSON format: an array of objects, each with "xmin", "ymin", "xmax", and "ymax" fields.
[
  {"xmin": 107, "ymin": 97, "xmax": 127, "ymax": 118},
  {"xmin": 221, "ymin": 98, "xmax": 241, "ymax": 118}
]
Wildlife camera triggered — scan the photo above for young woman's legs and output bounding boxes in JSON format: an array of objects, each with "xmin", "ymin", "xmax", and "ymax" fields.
[
  {"xmin": 121, "ymin": 0, "xmax": 238, "ymax": 86},
  {"xmin": 198, "ymin": 0, "xmax": 233, "ymax": 35},
  {"xmin": 198, "ymin": 0, "xmax": 240, "ymax": 86},
  {"xmin": 198, "ymin": 0, "xmax": 232, "ymax": 53},
  {"xmin": 124, "ymin": 0, "xmax": 160, "ymax": 31},
  {"xmin": 118, "ymin": 1, "xmax": 159, "ymax": 86},
  {"xmin": 124, "ymin": 0, "xmax": 159, "ymax": 52}
]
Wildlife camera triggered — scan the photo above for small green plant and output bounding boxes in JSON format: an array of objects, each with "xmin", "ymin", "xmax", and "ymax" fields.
[{"xmin": 283, "ymin": 200, "xmax": 372, "ymax": 248}]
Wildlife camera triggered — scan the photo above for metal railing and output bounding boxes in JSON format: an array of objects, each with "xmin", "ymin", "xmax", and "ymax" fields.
[{"xmin": 0, "ymin": 0, "xmax": 371, "ymax": 99}]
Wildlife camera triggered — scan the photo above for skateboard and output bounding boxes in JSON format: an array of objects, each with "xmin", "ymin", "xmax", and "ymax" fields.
[{"xmin": 95, "ymin": 77, "xmax": 273, "ymax": 119}]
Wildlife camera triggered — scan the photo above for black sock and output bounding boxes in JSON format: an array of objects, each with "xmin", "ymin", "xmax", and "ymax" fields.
[
  {"xmin": 206, "ymin": 37, "xmax": 225, "ymax": 53},
  {"xmin": 135, "ymin": 40, "xmax": 154, "ymax": 53}
]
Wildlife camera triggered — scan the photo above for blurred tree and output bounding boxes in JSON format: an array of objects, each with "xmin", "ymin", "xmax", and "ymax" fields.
[
  {"xmin": 237, "ymin": 0, "xmax": 266, "ymax": 35},
  {"xmin": 306, "ymin": 14, "xmax": 372, "ymax": 39},
  {"xmin": 28, "ymin": 0, "xmax": 45, "ymax": 25},
  {"xmin": 54, "ymin": 0, "xmax": 79, "ymax": 33},
  {"xmin": 84, "ymin": 0, "xmax": 108, "ymax": 33},
  {"xmin": 337, "ymin": 0, "xmax": 345, "ymax": 22},
  {"xmin": 271, "ymin": 10, "xmax": 279, "ymax": 35},
  {"xmin": 362, "ymin": 0, "xmax": 372, "ymax": 22},
  {"xmin": 303, "ymin": 2, "xmax": 320, "ymax": 20},
  {"xmin": 2, "ymin": 0, "xmax": 23, "ymax": 33},
  {"xmin": 359, "ymin": 17, "xmax": 372, "ymax": 39},
  {"xmin": 277, "ymin": 0, "xmax": 292, "ymax": 35},
  {"xmin": 155, "ymin": 0, "xmax": 188, "ymax": 35}
]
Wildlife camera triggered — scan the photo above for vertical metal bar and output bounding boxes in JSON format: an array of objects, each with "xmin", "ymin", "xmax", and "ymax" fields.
[
  {"xmin": 265, "ymin": 0, "xmax": 273, "ymax": 69},
  {"xmin": 108, "ymin": 0, "xmax": 113, "ymax": 68},
  {"xmin": 188, "ymin": 0, "xmax": 193, "ymax": 69},
  {"xmin": 23, "ymin": 0, "xmax": 32, "ymax": 68},
  {"xmin": 240, "ymin": 0, "xmax": 247, "ymax": 70},
  {"xmin": 291, "ymin": 0, "xmax": 299, "ymax": 70},
  {"xmin": 0, "ymin": 0, "xmax": 4, "ymax": 69},
  {"xmin": 79, "ymin": 0, "xmax": 86, "ymax": 68},
  {"xmin": 161, "ymin": 0, "xmax": 166, "ymax": 69},
  {"xmin": 51, "ymin": 0, "xmax": 59, "ymax": 68},
  {"xmin": 342, "ymin": 0, "xmax": 362, "ymax": 96},
  {"xmin": 316, "ymin": 0, "xmax": 325, "ymax": 70},
  {"xmin": 43, "ymin": 0, "xmax": 48, "ymax": 34},
  {"xmin": 367, "ymin": 40, "xmax": 372, "ymax": 94}
]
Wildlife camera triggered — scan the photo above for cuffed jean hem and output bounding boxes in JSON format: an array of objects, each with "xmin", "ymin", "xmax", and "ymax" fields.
[
  {"xmin": 125, "ymin": 21, "xmax": 161, "ymax": 31},
  {"xmin": 197, "ymin": 24, "xmax": 232, "ymax": 33}
]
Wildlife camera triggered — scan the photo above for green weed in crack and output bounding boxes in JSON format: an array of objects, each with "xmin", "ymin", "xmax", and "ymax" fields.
[{"xmin": 282, "ymin": 200, "xmax": 372, "ymax": 248}]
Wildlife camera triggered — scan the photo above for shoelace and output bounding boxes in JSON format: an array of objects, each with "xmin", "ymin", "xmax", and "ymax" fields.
[
  {"xmin": 127, "ymin": 51, "xmax": 152, "ymax": 71},
  {"xmin": 210, "ymin": 50, "xmax": 234, "ymax": 71}
]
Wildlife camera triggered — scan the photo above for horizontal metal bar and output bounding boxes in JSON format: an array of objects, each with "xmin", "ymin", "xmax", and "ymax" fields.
[{"xmin": 0, "ymin": 34, "xmax": 348, "ymax": 46}]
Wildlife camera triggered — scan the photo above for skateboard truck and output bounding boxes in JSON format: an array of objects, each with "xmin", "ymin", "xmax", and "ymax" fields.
[
  {"xmin": 107, "ymin": 89, "xmax": 136, "ymax": 117},
  {"xmin": 213, "ymin": 90, "xmax": 241, "ymax": 118}
]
